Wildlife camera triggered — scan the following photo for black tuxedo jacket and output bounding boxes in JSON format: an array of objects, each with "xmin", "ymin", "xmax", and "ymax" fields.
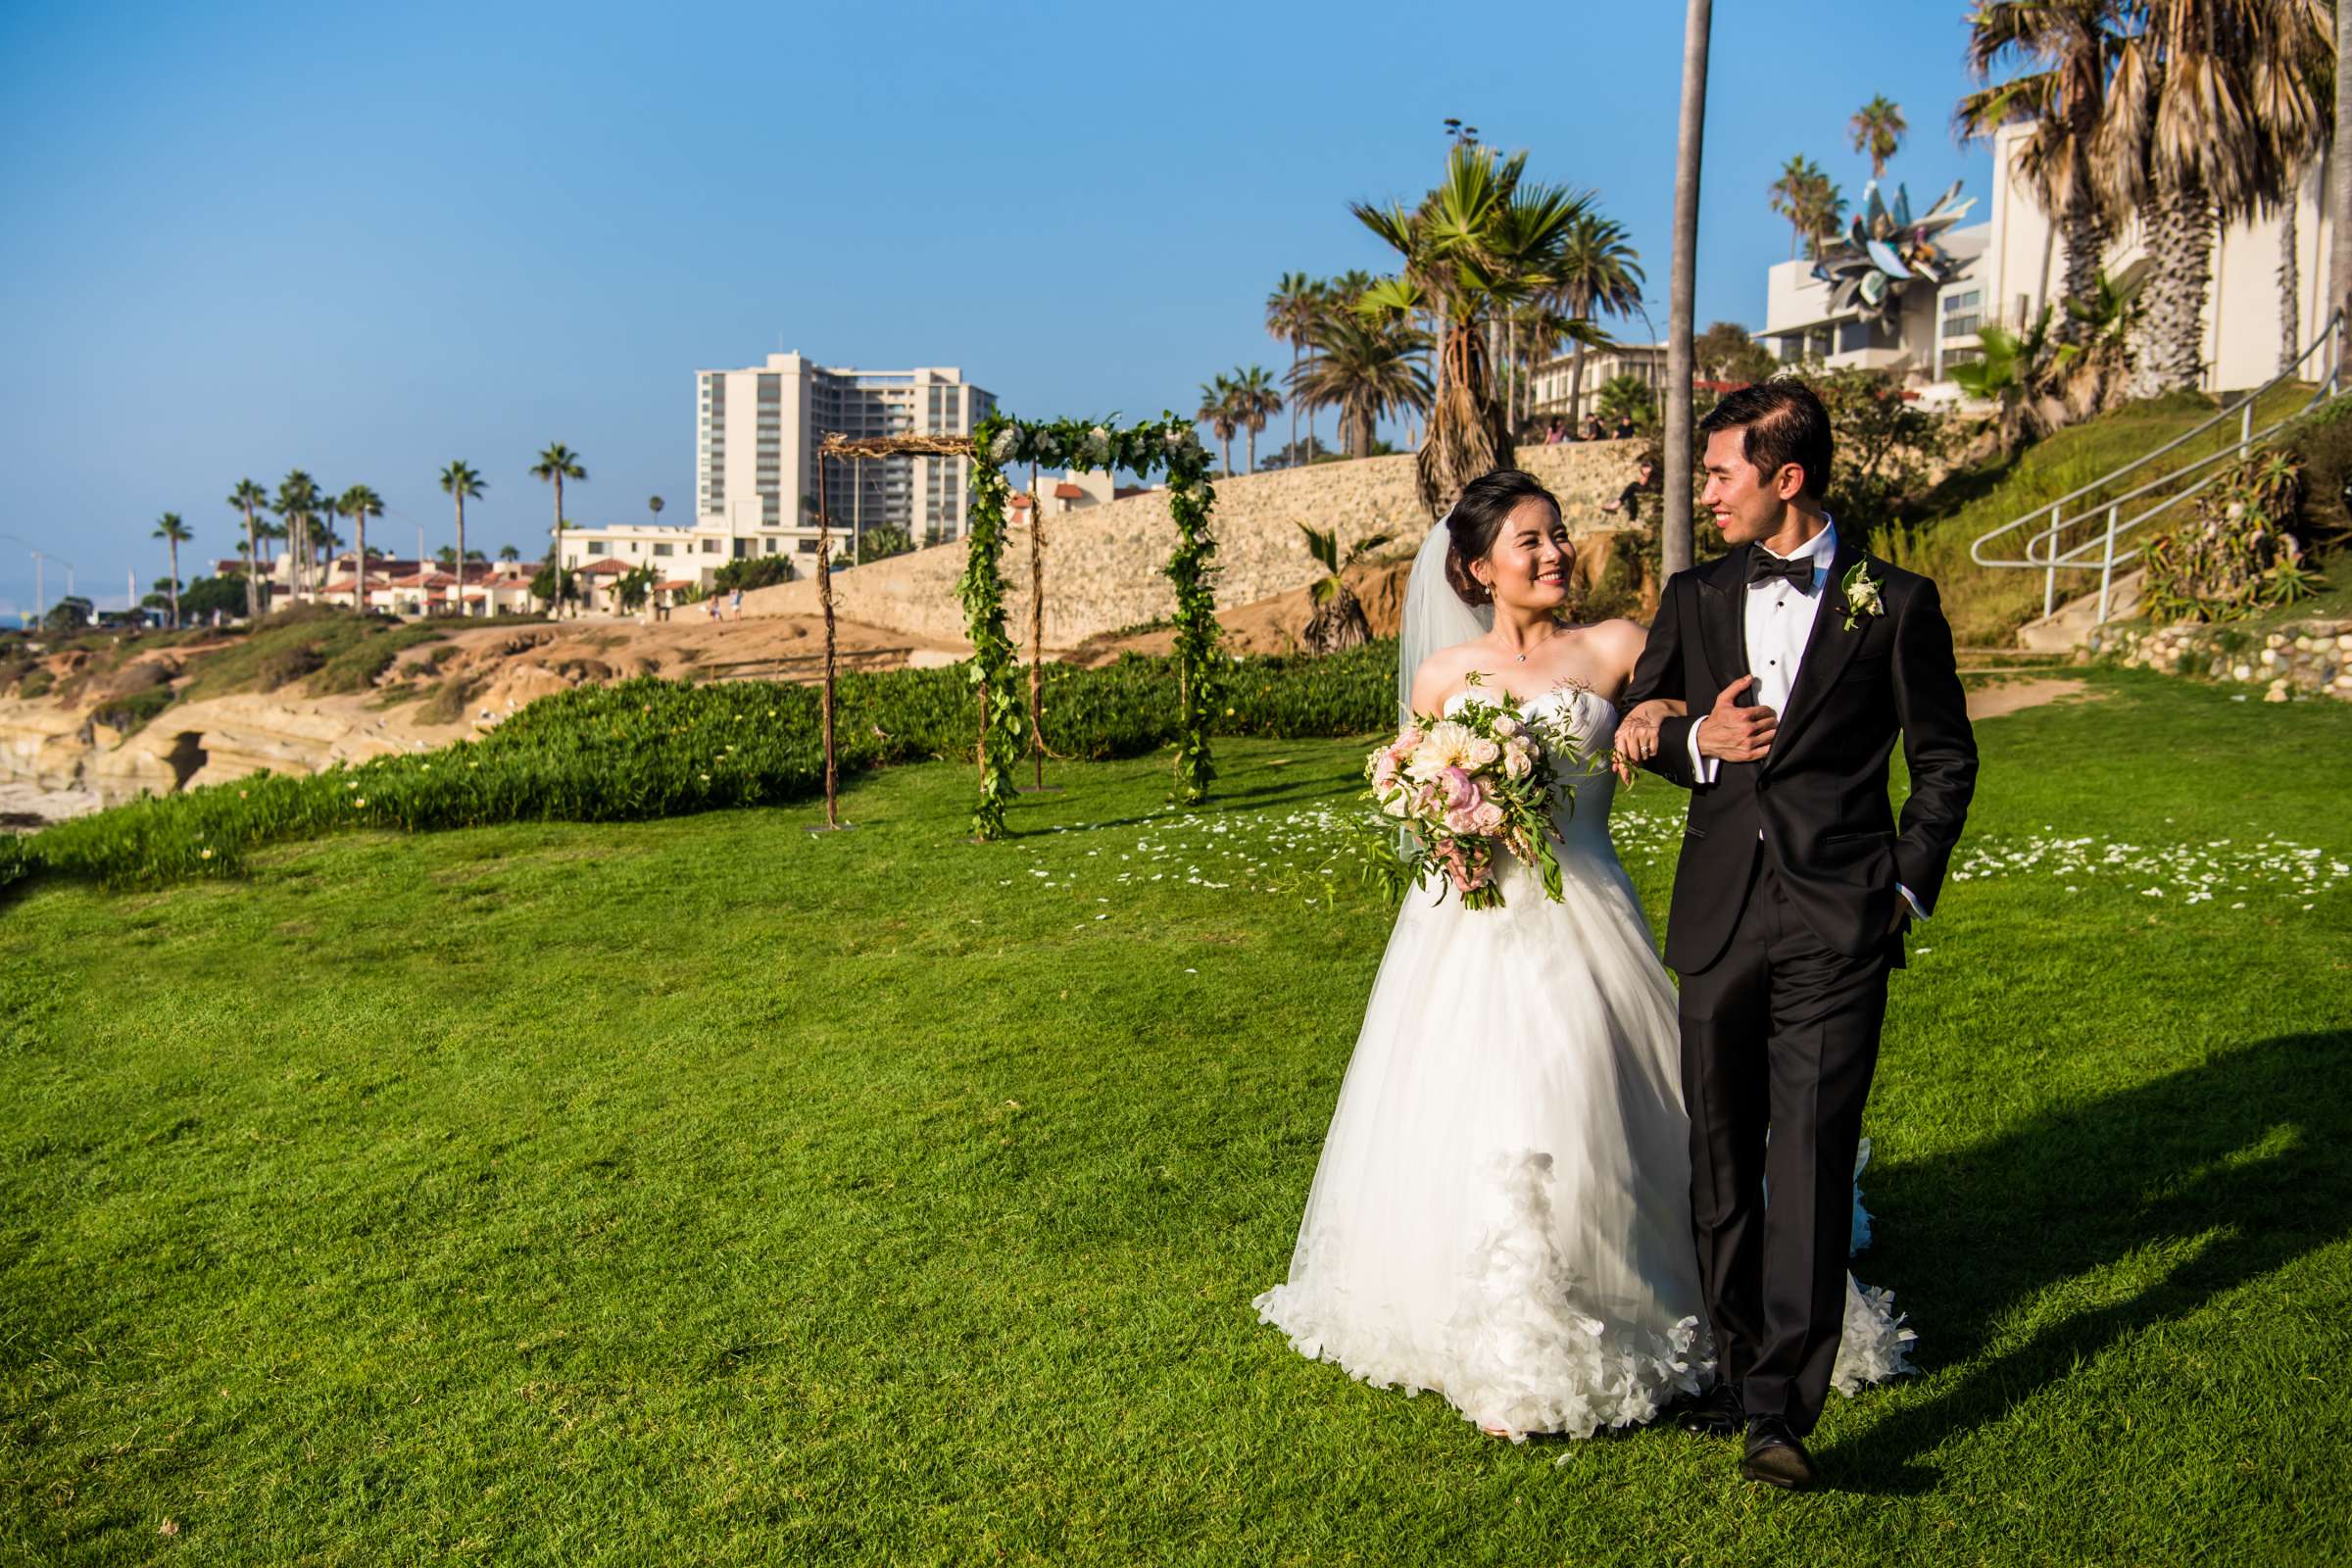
[{"xmin": 1626, "ymin": 538, "xmax": 1978, "ymax": 973}]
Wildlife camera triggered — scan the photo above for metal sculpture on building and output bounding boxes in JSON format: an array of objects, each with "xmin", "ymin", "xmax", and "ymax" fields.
[{"xmin": 1813, "ymin": 179, "xmax": 1977, "ymax": 328}]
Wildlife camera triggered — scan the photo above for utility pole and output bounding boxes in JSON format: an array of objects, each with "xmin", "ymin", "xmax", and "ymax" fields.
[{"xmin": 1663, "ymin": 0, "xmax": 1713, "ymax": 580}]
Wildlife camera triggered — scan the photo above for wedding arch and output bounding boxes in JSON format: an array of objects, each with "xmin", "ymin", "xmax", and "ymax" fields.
[{"xmin": 815, "ymin": 414, "xmax": 1221, "ymax": 841}]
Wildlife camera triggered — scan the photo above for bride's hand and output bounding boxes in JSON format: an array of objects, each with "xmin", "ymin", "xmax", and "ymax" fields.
[{"xmin": 1610, "ymin": 700, "xmax": 1684, "ymax": 781}]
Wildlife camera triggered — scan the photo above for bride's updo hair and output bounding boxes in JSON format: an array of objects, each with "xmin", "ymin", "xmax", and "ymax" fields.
[{"xmin": 1445, "ymin": 468, "xmax": 1562, "ymax": 607}]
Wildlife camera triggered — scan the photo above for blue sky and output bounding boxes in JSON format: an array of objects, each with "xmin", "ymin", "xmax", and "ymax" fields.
[{"xmin": 0, "ymin": 0, "xmax": 1992, "ymax": 617}]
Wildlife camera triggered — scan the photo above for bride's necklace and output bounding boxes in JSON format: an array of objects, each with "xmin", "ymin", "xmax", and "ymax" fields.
[{"xmin": 1502, "ymin": 624, "xmax": 1567, "ymax": 664}]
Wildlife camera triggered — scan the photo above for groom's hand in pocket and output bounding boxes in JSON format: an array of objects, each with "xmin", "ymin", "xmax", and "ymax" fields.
[{"xmin": 1694, "ymin": 675, "xmax": 1776, "ymax": 762}]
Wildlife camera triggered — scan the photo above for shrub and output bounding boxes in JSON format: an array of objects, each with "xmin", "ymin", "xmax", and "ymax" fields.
[
  {"xmin": 2143, "ymin": 448, "xmax": 2326, "ymax": 623},
  {"xmin": 13, "ymin": 640, "xmax": 1401, "ymax": 891},
  {"xmin": 711, "ymin": 557, "xmax": 795, "ymax": 593},
  {"xmin": 254, "ymin": 643, "xmax": 326, "ymax": 691},
  {"xmin": 309, "ymin": 623, "xmax": 448, "ymax": 695},
  {"xmin": 19, "ymin": 669, "xmax": 53, "ymax": 699}
]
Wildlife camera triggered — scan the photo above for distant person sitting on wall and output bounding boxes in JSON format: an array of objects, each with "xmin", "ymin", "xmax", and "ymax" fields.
[
  {"xmin": 1583, "ymin": 414, "xmax": 1605, "ymax": 443},
  {"xmin": 1544, "ymin": 416, "xmax": 1568, "ymax": 445},
  {"xmin": 1599, "ymin": 457, "xmax": 1659, "ymax": 525},
  {"xmin": 1613, "ymin": 413, "xmax": 1638, "ymax": 440}
]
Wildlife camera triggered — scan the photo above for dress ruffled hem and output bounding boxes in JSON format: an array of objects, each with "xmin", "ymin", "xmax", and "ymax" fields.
[{"xmin": 1254, "ymin": 1152, "xmax": 1707, "ymax": 1441}]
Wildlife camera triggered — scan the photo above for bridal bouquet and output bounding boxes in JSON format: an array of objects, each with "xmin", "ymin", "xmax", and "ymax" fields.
[{"xmin": 1364, "ymin": 679, "xmax": 1592, "ymax": 910}]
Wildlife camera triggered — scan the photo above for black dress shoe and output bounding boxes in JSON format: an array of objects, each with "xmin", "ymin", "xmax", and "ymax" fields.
[
  {"xmin": 1740, "ymin": 1415, "xmax": 1819, "ymax": 1491},
  {"xmin": 1674, "ymin": 1380, "xmax": 1746, "ymax": 1439}
]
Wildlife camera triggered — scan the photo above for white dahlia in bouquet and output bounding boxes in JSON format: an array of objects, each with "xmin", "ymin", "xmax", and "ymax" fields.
[{"xmin": 1365, "ymin": 679, "xmax": 1592, "ymax": 909}]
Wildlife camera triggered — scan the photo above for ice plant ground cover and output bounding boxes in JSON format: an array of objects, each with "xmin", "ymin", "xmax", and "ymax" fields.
[{"xmin": 1, "ymin": 668, "xmax": 2347, "ymax": 1565}]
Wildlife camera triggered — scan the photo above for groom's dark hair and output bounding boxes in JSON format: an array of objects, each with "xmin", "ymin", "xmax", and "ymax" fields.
[{"xmin": 1697, "ymin": 379, "xmax": 1832, "ymax": 500}]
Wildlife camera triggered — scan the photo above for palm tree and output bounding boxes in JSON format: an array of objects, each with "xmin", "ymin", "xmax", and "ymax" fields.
[
  {"xmin": 2106, "ymin": 0, "xmax": 2331, "ymax": 396},
  {"xmin": 440, "ymin": 461, "xmax": 484, "ymax": 615},
  {"xmin": 1950, "ymin": 307, "xmax": 2073, "ymax": 453},
  {"xmin": 1290, "ymin": 311, "xmax": 1433, "ymax": 460},
  {"xmin": 1958, "ymin": 2, "xmax": 2132, "ymax": 345},
  {"xmin": 1798, "ymin": 173, "xmax": 1848, "ymax": 260},
  {"xmin": 227, "ymin": 478, "xmax": 268, "ymax": 618},
  {"xmin": 1266, "ymin": 273, "xmax": 1322, "ymax": 467},
  {"xmin": 1228, "ymin": 366, "xmax": 1284, "ymax": 473},
  {"xmin": 528, "ymin": 443, "xmax": 586, "ymax": 615},
  {"xmin": 1768, "ymin": 155, "xmax": 1827, "ymax": 260},
  {"xmin": 152, "ymin": 514, "xmax": 191, "ymax": 628},
  {"xmin": 1849, "ymin": 95, "xmax": 1908, "ymax": 179},
  {"xmin": 648, "ymin": 495, "xmax": 664, "ymax": 520},
  {"xmin": 498, "ymin": 544, "xmax": 521, "ymax": 564},
  {"xmin": 273, "ymin": 470, "xmax": 319, "ymax": 600},
  {"xmin": 1297, "ymin": 523, "xmax": 1396, "ymax": 653},
  {"xmin": 1196, "ymin": 375, "xmax": 1240, "ymax": 475},
  {"xmin": 1354, "ymin": 142, "xmax": 1585, "ymax": 514},
  {"xmin": 337, "ymin": 485, "xmax": 384, "ymax": 611},
  {"xmin": 1664, "ymin": 0, "xmax": 1715, "ymax": 581},
  {"xmin": 1553, "ymin": 212, "xmax": 1646, "ymax": 430}
]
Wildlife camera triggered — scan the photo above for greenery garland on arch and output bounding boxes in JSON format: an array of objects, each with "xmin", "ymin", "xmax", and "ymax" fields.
[{"xmin": 962, "ymin": 413, "xmax": 1220, "ymax": 839}]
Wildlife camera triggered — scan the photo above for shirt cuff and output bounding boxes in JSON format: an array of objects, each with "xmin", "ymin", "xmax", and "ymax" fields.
[
  {"xmin": 1897, "ymin": 883, "xmax": 1929, "ymax": 921},
  {"xmin": 1687, "ymin": 716, "xmax": 1720, "ymax": 784}
]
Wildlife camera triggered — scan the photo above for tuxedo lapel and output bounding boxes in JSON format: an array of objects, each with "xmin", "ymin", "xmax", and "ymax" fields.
[
  {"xmin": 1765, "ymin": 537, "xmax": 1865, "ymax": 769},
  {"xmin": 1697, "ymin": 547, "xmax": 1750, "ymax": 691}
]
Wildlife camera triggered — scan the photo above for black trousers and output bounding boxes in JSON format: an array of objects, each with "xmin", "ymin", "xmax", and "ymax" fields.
[{"xmin": 1677, "ymin": 858, "xmax": 1892, "ymax": 1436}]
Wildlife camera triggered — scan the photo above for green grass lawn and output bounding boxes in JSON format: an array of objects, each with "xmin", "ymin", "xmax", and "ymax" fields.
[{"xmin": 4, "ymin": 671, "xmax": 2349, "ymax": 1566}]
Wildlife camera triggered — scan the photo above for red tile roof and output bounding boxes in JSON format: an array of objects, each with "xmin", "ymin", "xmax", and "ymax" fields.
[
  {"xmin": 579, "ymin": 557, "xmax": 632, "ymax": 575},
  {"xmin": 1053, "ymin": 482, "xmax": 1087, "ymax": 501}
]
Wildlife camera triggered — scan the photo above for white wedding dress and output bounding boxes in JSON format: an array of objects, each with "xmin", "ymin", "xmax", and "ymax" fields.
[{"xmin": 1253, "ymin": 685, "xmax": 1914, "ymax": 1441}]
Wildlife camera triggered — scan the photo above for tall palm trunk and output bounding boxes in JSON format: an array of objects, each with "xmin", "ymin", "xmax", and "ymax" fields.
[
  {"xmin": 1415, "ymin": 315, "xmax": 1510, "ymax": 517},
  {"xmin": 1566, "ymin": 324, "xmax": 1591, "ymax": 429},
  {"xmin": 1662, "ymin": 0, "xmax": 1712, "ymax": 579},
  {"xmin": 453, "ymin": 494, "xmax": 467, "ymax": 616},
  {"xmin": 353, "ymin": 517, "xmax": 367, "ymax": 611},
  {"xmin": 549, "ymin": 475, "xmax": 564, "ymax": 617},
  {"xmin": 242, "ymin": 505, "xmax": 260, "ymax": 619},
  {"xmin": 2279, "ymin": 196, "xmax": 2303, "ymax": 374},
  {"xmin": 166, "ymin": 537, "xmax": 180, "ymax": 628},
  {"xmin": 2132, "ymin": 179, "xmax": 2217, "ymax": 398},
  {"xmin": 1245, "ymin": 422, "xmax": 1256, "ymax": 474},
  {"xmin": 1288, "ymin": 340, "xmax": 1300, "ymax": 465},
  {"xmin": 2336, "ymin": 2, "xmax": 2352, "ymax": 357},
  {"xmin": 2055, "ymin": 197, "xmax": 2109, "ymax": 347}
]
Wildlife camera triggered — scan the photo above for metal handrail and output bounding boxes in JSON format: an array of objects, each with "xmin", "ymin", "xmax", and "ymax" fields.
[{"xmin": 1970, "ymin": 310, "xmax": 2347, "ymax": 625}]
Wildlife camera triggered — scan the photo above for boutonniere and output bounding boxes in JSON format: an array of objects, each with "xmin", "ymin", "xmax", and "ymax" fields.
[{"xmin": 1839, "ymin": 561, "xmax": 1885, "ymax": 632}]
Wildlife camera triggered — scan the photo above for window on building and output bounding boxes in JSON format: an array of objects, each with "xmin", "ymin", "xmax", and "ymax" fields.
[
  {"xmin": 653, "ymin": 543, "xmax": 673, "ymax": 557},
  {"xmin": 797, "ymin": 538, "xmax": 817, "ymax": 553},
  {"xmin": 1940, "ymin": 289, "xmax": 1983, "ymax": 340},
  {"xmin": 763, "ymin": 538, "xmax": 779, "ymax": 555},
  {"xmin": 701, "ymin": 539, "xmax": 719, "ymax": 554}
]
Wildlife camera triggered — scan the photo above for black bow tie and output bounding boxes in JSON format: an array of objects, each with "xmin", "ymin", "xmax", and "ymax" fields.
[{"xmin": 1747, "ymin": 550, "xmax": 1819, "ymax": 593}]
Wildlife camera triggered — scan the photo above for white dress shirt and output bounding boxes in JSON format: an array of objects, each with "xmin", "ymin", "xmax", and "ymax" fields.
[{"xmin": 1686, "ymin": 519, "xmax": 1927, "ymax": 920}]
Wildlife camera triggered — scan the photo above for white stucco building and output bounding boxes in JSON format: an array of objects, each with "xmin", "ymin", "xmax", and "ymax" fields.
[
  {"xmin": 1761, "ymin": 122, "xmax": 2337, "ymax": 394},
  {"xmin": 1530, "ymin": 342, "xmax": 1668, "ymax": 425}
]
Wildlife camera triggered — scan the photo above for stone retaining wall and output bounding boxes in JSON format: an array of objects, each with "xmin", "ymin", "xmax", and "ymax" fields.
[
  {"xmin": 2082, "ymin": 617, "xmax": 2352, "ymax": 702},
  {"xmin": 748, "ymin": 441, "xmax": 1650, "ymax": 648}
]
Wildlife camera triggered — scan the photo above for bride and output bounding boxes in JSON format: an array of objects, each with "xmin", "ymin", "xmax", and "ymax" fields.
[{"xmin": 1252, "ymin": 469, "xmax": 1911, "ymax": 1441}]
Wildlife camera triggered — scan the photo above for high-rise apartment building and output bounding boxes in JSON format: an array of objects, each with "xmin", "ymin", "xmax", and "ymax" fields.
[{"xmin": 695, "ymin": 352, "xmax": 995, "ymax": 557}]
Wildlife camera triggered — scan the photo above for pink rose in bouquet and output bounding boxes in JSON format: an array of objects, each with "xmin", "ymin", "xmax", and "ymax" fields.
[{"xmin": 1361, "ymin": 679, "xmax": 1592, "ymax": 909}]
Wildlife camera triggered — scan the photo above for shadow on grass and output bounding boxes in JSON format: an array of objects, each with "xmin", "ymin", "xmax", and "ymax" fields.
[{"xmin": 1829, "ymin": 1029, "xmax": 2352, "ymax": 1493}]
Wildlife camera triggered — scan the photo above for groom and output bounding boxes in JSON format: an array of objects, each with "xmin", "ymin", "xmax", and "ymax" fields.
[{"xmin": 1625, "ymin": 381, "xmax": 1976, "ymax": 1490}]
